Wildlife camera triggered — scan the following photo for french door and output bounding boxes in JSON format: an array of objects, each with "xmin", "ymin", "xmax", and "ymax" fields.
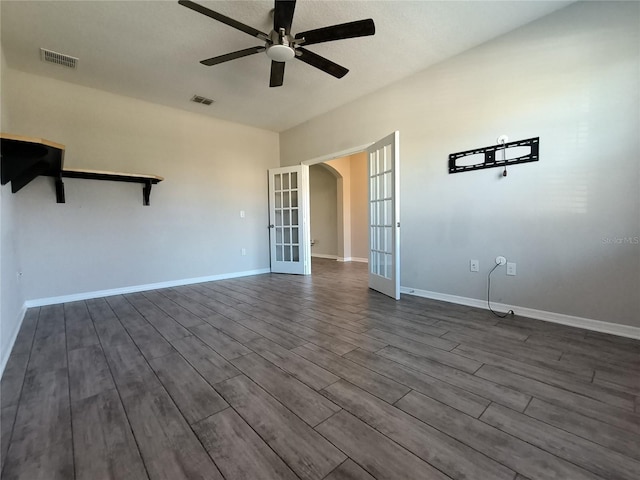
[
  {"xmin": 368, "ymin": 131, "xmax": 400, "ymax": 299},
  {"xmin": 268, "ymin": 166, "xmax": 310, "ymax": 274}
]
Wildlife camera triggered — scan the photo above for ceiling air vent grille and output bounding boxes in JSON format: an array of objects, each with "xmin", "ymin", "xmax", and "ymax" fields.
[
  {"xmin": 190, "ymin": 95, "xmax": 214, "ymax": 106},
  {"xmin": 40, "ymin": 48, "xmax": 78, "ymax": 69}
]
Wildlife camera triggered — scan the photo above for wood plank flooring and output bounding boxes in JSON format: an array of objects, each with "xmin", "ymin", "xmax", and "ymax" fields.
[{"xmin": 2, "ymin": 258, "xmax": 639, "ymax": 480}]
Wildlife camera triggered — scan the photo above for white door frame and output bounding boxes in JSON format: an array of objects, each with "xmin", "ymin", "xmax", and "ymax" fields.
[
  {"xmin": 303, "ymin": 144, "xmax": 373, "ymax": 265},
  {"xmin": 299, "ymin": 139, "xmax": 400, "ymax": 291},
  {"xmin": 301, "ymin": 144, "xmax": 374, "ymax": 167}
]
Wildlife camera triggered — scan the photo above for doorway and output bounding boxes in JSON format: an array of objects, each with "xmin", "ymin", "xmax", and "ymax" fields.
[
  {"xmin": 309, "ymin": 153, "xmax": 369, "ymax": 264},
  {"xmin": 269, "ymin": 132, "xmax": 400, "ymax": 299}
]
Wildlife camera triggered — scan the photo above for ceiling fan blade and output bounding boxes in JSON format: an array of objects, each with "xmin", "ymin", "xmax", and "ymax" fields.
[
  {"xmin": 179, "ymin": 0, "xmax": 268, "ymax": 40},
  {"xmin": 200, "ymin": 46, "xmax": 265, "ymax": 66},
  {"xmin": 274, "ymin": 0, "xmax": 297, "ymax": 34},
  {"xmin": 295, "ymin": 48, "xmax": 348, "ymax": 79},
  {"xmin": 295, "ymin": 19, "xmax": 375, "ymax": 46},
  {"xmin": 270, "ymin": 61, "xmax": 285, "ymax": 87}
]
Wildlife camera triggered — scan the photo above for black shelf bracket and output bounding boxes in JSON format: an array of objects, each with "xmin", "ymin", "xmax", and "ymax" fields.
[
  {"xmin": 143, "ymin": 180, "xmax": 152, "ymax": 206},
  {"xmin": 449, "ymin": 137, "xmax": 539, "ymax": 174},
  {"xmin": 1, "ymin": 135, "xmax": 64, "ymax": 192},
  {"xmin": 55, "ymin": 174, "xmax": 65, "ymax": 203}
]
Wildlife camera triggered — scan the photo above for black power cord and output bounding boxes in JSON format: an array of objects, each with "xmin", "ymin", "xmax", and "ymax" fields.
[{"xmin": 487, "ymin": 263, "xmax": 515, "ymax": 318}]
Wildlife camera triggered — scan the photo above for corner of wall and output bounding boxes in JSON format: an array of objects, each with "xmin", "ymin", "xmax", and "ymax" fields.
[
  {"xmin": 1, "ymin": 38, "xmax": 11, "ymax": 131},
  {"xmin": 0, "ymin": 43, "xmax": 28, "ymax": 375},
  {"xmin": 0, "ymin": 303, "xmax": 27, "ymax": 376}
]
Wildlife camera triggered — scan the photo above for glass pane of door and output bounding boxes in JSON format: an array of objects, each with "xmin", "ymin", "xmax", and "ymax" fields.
[{"xmin": 369, "ymin": 147, "xmax": 393, "ymax": 280}]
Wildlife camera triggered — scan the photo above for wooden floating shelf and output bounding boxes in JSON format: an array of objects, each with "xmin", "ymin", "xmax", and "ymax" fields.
[
  {"xmin": 60, "ymin": 168, "xmax": 164, "ymax": 206},
  {"xmin": 1, "ymin": 133, "xmax": 163, "ymax": 205}
]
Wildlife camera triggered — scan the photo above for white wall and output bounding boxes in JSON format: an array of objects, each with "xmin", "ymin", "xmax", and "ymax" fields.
[
  {"xmin": 3, "ymin": 68, "xmax": 279, "ymax": 306},
  {"xmin": 281, "ymin": 1, "xmax": 640, "ymax": 328},
  {"xmin": 309, "ymin": 164, "xmax": 338, "ymax": 257},
  {"xmin": 1, "ymin": 44, "xmax": 26, "ymax": 373}
]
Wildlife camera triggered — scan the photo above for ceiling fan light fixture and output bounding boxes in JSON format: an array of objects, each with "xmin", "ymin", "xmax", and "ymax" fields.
[{"xmin": 266, "ymin": 44, "xmax": 295, "ymax": 62}]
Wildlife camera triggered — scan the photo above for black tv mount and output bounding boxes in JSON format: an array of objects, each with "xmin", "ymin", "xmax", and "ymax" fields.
[{"xmin": 449, "ymin": 137, "xmax": 539, "ymax": 174}]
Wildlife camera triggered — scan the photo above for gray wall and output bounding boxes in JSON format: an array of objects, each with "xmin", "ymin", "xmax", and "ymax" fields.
[
  {"xmin": 309, "ymin": 164, "xmax": 338, "ymax": 257},
  {"xmin": 281, "ymin": 1, "xmax": 640, "ymax": 327},
  {"xmin": 0, "ymin": 66, "xmax": 279, "ymax": 368}
]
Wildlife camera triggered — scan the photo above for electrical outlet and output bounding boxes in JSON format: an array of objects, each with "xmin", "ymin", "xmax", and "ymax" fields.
[
  {"xmin": 241, "ymin": 248, "xmax": 246, "ymax": 256},
  {"xmin": 507, "ymin": 262, "xmax": 517, "ymax": 276},
  {"xmin": 240, "ymin": 210, "xmax": 245, "ymax": 218},
  {"xmin": 496, "ymin": 256, "xmax": 507, "ymax": 266},
  {"xmin": 470, "ymin": 260, "xmax": 479, "ymax": 272}
]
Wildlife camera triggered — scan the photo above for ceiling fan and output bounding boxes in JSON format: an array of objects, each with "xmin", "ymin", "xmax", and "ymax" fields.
[{"xmin": 178, "ymin": 0, "xmax": 375, "ymax": 87}]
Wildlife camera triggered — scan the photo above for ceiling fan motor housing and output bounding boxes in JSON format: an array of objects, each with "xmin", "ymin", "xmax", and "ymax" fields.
[{"xmin": 266, "ymin": 29, "xmax": 295, "ymax": 62}]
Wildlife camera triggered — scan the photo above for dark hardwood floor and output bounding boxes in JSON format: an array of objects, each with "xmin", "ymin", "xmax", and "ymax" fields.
[{"xmin": 1, "ymin": 258, "xmax": 639, "ymax": 480}]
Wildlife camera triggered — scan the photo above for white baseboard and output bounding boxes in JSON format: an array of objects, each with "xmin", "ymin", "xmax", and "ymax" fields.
[
  {"xmin": 312, "ymin": 254, "xmax": 368, "ymax": 263},
  {"xmin": 311, "ymin": 253, "xmax": 338, "ymax": 260},
  {"xmin": 2, "ymin": 268, "xmax": 268, "ymax": 376},
  {"xmin": 337, "ymin": 257, "xmax": 368, "ymax": 263},
  {"xmin": 350, "ymin": 257, "xmax": 369, "ymax": 263},
  {"xmin": 25, "ymin": 268, "xmax": 271, "ymax": 308},
  {"xmin": 0, "ymin": 303, "xmax": 27, "ymax": 377},
  {"xmin": 400, "ymin": 286, "xmax": 640, "ymax": 340}
]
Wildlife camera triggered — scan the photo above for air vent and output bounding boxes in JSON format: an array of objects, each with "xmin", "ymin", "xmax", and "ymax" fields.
[
  {"xmin": 40, "ymin": 48, "xmax": 78, "ymax": 69},
  {"xmin": 190, "ymin": 95, "xmax": 214, "ymax": 106}
]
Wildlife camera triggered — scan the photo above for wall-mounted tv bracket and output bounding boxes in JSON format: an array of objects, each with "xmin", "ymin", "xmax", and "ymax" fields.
[{"xmin": 448, "ymin": 137, "xmax": 539, "ymax": 174}]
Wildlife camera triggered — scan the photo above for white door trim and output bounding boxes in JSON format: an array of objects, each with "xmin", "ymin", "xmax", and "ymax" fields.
[
  {"xmin": 296, "ymin": 137, "xmax": 399, "ymax": 290},
  {"xmin": 301, "ymin": 143, "xmax": 374, "ymax": 166},
  {"xmin": 300, "ymin": 143, "xmax": 372, "ymax": 272}
]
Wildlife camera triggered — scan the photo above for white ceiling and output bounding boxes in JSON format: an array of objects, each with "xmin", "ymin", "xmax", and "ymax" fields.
[{"xmin": 1, "ymin": 0, "xmax": 574, "ymax": 132}]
